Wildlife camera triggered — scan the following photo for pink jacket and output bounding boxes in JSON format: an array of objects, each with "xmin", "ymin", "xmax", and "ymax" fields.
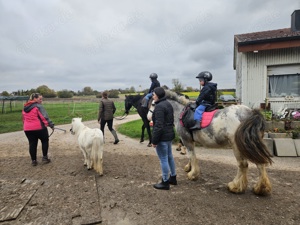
[{"xmin": 22, "ymin": 101, "xmax": 54, "ymax": 131}]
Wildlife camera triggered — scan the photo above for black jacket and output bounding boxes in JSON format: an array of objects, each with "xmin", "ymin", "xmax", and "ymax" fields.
[
  {"xmin": 196, "ymin": 82, "xmax": 217, "ymax": 106},
  {"xmin": 151, "ymin": 97, "xmax": 175, "ymax": 145},
  {"xmin": 148, "ymin": 79, "xmax": 160, "ymax": 93}
]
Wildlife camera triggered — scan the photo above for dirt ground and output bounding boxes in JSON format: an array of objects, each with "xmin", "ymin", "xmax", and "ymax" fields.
[{"xmin": 1, "ymin": 114, "xmax": 300, "ymax": 225}]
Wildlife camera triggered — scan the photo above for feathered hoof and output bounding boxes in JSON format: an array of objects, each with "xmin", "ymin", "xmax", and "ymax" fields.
[
  {"xmin": 184, "ymin": 164, "xmax": 191, "ymax": 172},
  {"xmin": 252, "ymin": 184, "xmax": 272, "ymax": 196},
  {"xmin": 187, "ymin": 172, "xmax": 199, "ymax": 181},
  {"xmin": 227, "ymin": 182, "xmax": 246, "ymax": 194}
]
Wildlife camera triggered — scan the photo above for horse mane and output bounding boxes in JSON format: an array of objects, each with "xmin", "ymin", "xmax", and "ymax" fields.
[
  {"xmin": 164, "ymin": 89, "xmax": 190, "ymax": 106},
  {"xmin": 126, "ymin": 94, "xmax": 145, "ymax": 101}
]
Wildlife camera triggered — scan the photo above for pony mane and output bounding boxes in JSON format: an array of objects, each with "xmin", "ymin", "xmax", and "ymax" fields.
[{"xmin": 164, "ymin": 90, "xmax": 190, "ymax": 106}]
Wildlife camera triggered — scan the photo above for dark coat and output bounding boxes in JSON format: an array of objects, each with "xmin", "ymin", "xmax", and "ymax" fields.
[
  {"xmin": 98, "ymin": 98, "xmax": 116, "ymax": 121},
  {"xmin": 148, "ymin": 79, "xmax": 160, "ymax": 93},
  {"xmin": 196, "ymin": 82, "xmax": 217, "ymax": 106},
  {"xmin": 151, "ymin": 97, "xmax": 175, "ymax": 145}
]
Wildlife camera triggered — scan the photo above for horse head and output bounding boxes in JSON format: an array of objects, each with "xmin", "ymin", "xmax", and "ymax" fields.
[
  {"xmin": 124, "ymin": 94, "xmax": 144, "ymax": 114},
  {"xmin": 70, "ymin": 118, "xmax": 82, "ymax": 135},
  {"xmin": 124, "ymin": 95, "xmax": 134, "ymax": 114}
]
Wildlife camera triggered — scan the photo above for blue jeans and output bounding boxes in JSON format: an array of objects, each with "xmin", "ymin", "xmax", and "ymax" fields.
[
  {"xmin": 194, "ymin": 104, "xmax": 206, "ymax": 121},
  {"xmin": 145, "ymin": 93, "xmax": 152, "ymax": 101},
  {"xmin": 155, "ymin": 141, "xmax": 176, "ymax": 182}
]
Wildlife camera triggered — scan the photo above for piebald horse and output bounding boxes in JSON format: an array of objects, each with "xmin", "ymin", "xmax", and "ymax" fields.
[{"xmin": 148, "ymin": 90, "xmax": 273, "ymax": 195}]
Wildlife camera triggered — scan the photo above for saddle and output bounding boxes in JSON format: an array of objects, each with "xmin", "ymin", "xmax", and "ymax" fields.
[{"xmin": 179, "ymin": 103, "xmax": 218, "ymax": 129}]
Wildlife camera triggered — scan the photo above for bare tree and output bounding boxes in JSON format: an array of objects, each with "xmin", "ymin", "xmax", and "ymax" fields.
[{"xmin": 172, "ymin": 79, "xmax": 184, "ymax": 92}]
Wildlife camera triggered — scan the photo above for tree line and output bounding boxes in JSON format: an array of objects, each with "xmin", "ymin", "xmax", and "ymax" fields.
[{"xmin": 1, "ymin": 79, "xmax": 235, "ymax": 98}]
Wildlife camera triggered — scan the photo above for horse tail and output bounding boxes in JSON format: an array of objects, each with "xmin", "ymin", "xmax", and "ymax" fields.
[
  {"xmin": 235, "ymin": 109, "xmax": 273, "ymax": 165},
  {"xmin": 92, "ymin": 134, "xmax": 104, "ymax": 175}
]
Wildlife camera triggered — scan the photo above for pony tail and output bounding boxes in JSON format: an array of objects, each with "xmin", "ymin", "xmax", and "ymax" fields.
[
  {"xmin": 235, "ymin": 109, "xmax": 273, "ymax": 165},
  {"xmin": 92, "ymin": 135, "xmax": 104, "ymax": 175}
]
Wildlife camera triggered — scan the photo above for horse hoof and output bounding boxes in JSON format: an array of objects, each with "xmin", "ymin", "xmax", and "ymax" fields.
[
  {"xmin": 187, "ymin": 172, "xmax": 198, "ymax": 181},
  {"xmin": 253, "ymin": 185, "xmax": 271, "ymax": 196},
  {"xmin": 227, "ymin": 182, "xmax": 245, "ymax": 194},
  {"xmin": 184, "ymin": 165, "xmax": 191, "ymax": 172},
  {"xmin": 147, "ymin": 144, "xmax": 152, "ymax": 147},
  {"xmin": 140, "ymin": 140, "xmax": 144, "ymax": 143}
]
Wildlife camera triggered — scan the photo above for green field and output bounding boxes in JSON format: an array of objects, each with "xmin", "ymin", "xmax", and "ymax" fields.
[
  {"xmin": 182, "ymin": 91, "xmax": 235, "ymax": 100},
  {"xmin": 0, "ymin": 100, "xmax": 127, "ymax": 134}
]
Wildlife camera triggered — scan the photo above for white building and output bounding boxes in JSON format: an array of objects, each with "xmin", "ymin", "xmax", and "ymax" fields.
[{"xmin": 234, "ymin": 10, "xmax": 300, "ymax": 113}]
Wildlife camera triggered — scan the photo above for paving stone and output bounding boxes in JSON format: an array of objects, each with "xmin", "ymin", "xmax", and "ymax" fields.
[
  {"xmin": 274, "ymin": 138, "xmax": 297, "ymax": 157},
  {"xmin": 294, "ymin": 139, "xmax": 300, "ymax": 157},
  {"xmin": 263, "ymin": 138, "xmax": 274, "ymax": 156}
]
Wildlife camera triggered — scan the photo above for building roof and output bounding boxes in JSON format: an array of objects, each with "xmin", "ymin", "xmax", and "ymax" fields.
[
  {"xmin": 234, "ymin": 28, "xmax": 300, "ymax": 53},
  {"xmin": 235, "ymin": 28, "xmax": 300, "ymax": 44}
]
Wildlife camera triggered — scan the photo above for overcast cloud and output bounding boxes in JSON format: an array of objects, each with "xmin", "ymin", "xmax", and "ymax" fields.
[{"xmin": 1, "ymin": 0, "xmax": 299, "ymax": 93}]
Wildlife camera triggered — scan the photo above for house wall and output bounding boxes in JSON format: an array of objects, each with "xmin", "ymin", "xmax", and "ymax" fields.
[{"xmin": 236, "ymin": 47, "xmax": 300, "ymax": 113}]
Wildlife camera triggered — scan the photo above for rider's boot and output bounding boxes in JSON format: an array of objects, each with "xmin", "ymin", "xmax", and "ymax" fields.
[
  {"xmin": 141, "ymin": 98, "xmax": 148, "ymax": 108},
  {"xmin": 190, "ymin": 120, "xmax": 201, "ymax": 130}
]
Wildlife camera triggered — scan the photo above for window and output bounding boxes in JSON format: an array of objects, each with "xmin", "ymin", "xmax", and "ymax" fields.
[
  {"xmin": 267, "ymin": 64, "xmax": 300, "ymax": 98},
  {"xmin": 268, "ymin": 74, "xmax": 300, "ymax": 97}
]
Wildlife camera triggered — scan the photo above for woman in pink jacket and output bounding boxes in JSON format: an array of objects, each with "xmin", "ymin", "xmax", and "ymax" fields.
[{"xmin": 22, "ymin": 93, "xmax": 54, "ymax": 166}]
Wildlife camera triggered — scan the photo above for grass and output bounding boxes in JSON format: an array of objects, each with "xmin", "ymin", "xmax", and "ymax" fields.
[
  {"xmin": 0, "ymin": 100, "xmax": 127, "ymax": 134},
  {"xmin": 182, "ymin": 91, "xmax": 236, "ymax": 100},
  {"xmin": 0, "ymin": 98, "xmax": 180, "ymax": 144},
  {"xmin": 117, "ymin": 119, "xmax": 181, "ymax": 143}
]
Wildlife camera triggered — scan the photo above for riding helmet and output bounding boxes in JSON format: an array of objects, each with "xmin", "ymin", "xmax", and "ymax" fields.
[
  {"xmin": 196, "ymin": 71, "xmax": 212, "ymax": 81},
  {"xmin": 149, "ymin": 73, "xmax": 158, "ymax": 79}
]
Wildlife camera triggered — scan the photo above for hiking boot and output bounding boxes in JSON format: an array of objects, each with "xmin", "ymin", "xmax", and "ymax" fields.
[
  {"xmin": 32, "ymin": 160, "xmax": 37, "ymax": 166},
  {"xmin": 42, "ymin": 156, "xmax": 51, "ymax": 164},
  {"xmin": 190, "ymin": 120, "xmax": 201, "ymax": 130},
  {"xmin": 168, "ymin": 175, "xmax": 177, "ymax": 185},
  {"xmin": 153, "ymin": 179, "xmax": 170, "ymax": 190}
]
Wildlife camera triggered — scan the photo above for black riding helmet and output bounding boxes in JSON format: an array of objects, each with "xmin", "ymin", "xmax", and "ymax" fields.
[
  {"xmin": 149, "ymin": 73, "xmax": 158, "ymax": 79},
  {"xmin": 196, "ymin": 71, "xmax": 212, "ymax": 82}
]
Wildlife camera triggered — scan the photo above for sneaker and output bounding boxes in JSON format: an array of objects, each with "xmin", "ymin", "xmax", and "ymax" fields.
[
  {"xmin": 42, "ymin": 156, "xmax": 51, "ymax": 164},
  {"xmin": 32, "ymin": 160, "xmax": 37, "ymax": 166}
]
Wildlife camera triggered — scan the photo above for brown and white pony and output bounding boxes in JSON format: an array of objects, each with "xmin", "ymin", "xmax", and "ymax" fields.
[{"xmin": 148, "ymin": 90, "xmax": 273, "ymax": 195}]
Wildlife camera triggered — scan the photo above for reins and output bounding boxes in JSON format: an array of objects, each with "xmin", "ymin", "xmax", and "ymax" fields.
[
  {"xmin": 49, "ymin": 127, "xmax": 67, "ymax": 137},
  {"xmin": 114, "ymin": 113, "xmax": 128, "ymax": 120}
]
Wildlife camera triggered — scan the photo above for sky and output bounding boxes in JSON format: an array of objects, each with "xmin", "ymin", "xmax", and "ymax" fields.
[{"xmin": 1, "ymin": 0, "xmax": 299, "ymax": 93}]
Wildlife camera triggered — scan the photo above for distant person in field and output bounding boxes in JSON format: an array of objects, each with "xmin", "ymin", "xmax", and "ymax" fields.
[
  {"xmin": 22, "ymin": 93, "xmax": 54, "ymax": 166},
  {"xmin": 141, "ymin": 73, "xmax": 160, "ymax": 108},
  {"xmin": 98, "ymin": 91, "xmax": 119, "ymax": 144}
]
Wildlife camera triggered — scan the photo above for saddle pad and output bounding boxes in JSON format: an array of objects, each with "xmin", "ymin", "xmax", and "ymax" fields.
[{"xmin": 201, "ymin": 110, "xmax": 217, "ymax": 128}]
